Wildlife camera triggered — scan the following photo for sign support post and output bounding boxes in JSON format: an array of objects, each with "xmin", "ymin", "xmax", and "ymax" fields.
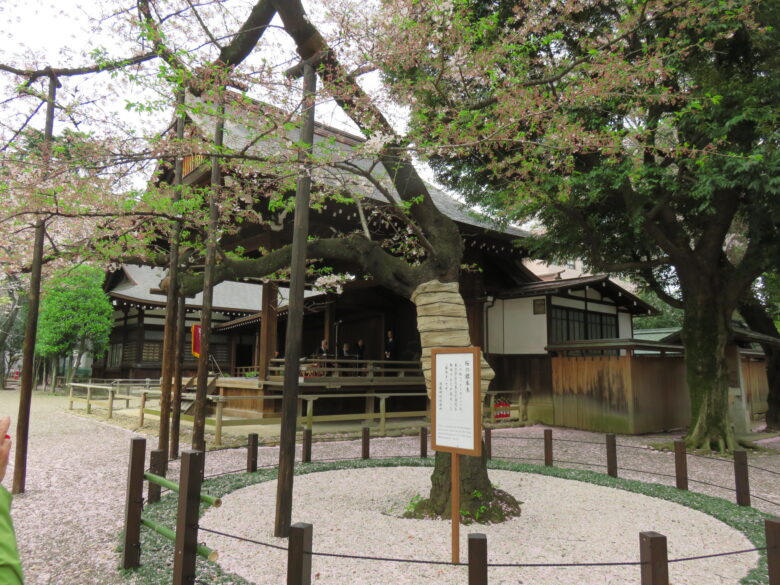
[
  {"xmin": 431, "ymin": 346, "xmax": 481, "ymax": 565},
  {"xmin": 451, "ymin": 452, "xmax": 460, "ymax": 563}
]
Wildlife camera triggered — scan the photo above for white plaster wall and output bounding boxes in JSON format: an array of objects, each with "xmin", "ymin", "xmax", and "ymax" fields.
[
  {"xmin": 503, "ymin": 298, "xmax": 548, "ymax": 354},
  {"xmin": 618, "ymin": 312, "xmax": 633, "ymax": 338},
  {"xmin": 487, "ymin": 299, "xmax": 504, "ymax": 354}
]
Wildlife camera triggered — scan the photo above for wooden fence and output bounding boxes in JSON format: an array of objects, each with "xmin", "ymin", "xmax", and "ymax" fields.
[{"xmin": 127, "ymin": 428, "xmax": 780, "ymax": 585}]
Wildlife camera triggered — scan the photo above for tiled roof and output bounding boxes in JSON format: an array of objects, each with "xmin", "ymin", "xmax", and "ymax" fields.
[{"xmin": 185, "ymin": 92, "xmax": 529, "ymax": 239}]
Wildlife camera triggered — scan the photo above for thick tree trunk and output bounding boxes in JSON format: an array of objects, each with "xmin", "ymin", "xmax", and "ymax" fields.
[
  {"xmin": 681, "ymin": 294, "xmax": 736, "ymax": 452},
  {"xmin": 409, "ymin": 280, "xmax": 520, "ymax": 522}
]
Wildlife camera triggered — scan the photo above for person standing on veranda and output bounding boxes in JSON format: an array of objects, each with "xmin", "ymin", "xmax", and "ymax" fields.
[{"xmin": 0, "ymin": 416, "xmax": 24, "ymax": 584}]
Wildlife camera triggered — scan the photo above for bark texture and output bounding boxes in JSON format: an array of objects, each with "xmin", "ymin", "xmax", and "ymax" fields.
[
  {"xmin": 681, "ymin": 295, "xmax": 736, "ymax": 451},
  {"xmin": 409, "ymin": 280, "xmax": 519, "ymax": 522}
]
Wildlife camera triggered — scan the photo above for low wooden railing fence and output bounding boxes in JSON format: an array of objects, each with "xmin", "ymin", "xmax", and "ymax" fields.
[
  {"xmin": 235, "ymin": 357, "xmax": 424, "ymax": 380},
  {"xmin": 125, "ymin": 428, "xmax": 780, "ymax": 585},
  {"xmin": 68, "ymin": 381, "xmax": 156, "ymax": 418},
  {"xmin": 122, "ymin": 437, "xmax": 220, "ymax": 585}
]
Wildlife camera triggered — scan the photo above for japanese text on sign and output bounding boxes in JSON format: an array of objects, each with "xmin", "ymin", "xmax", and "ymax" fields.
[{"xmin": 433, "ymin": 351, "xmax": 477, "ymax": 452}]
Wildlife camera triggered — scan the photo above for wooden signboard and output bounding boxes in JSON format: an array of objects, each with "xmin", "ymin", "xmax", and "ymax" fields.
[{"xmin": 431, "ymin": 346, "xmax": 481, "ymax": 563}]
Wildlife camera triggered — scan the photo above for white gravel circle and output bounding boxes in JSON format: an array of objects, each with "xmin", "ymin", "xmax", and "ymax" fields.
[{"xmin": 200, "ymin": 467, "xmax": 758, "ymax": 585}]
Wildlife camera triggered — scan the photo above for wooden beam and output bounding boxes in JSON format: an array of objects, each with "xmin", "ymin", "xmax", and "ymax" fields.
[{"xmin": 258, "ymin": 282, "xmax": 278, "ymax": 380}]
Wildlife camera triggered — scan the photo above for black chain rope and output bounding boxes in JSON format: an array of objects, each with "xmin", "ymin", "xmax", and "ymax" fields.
[
  {"xmin": 198, "ymin": 525, "xmax": 764, "ymax": 568},
  {"xmin": 748, "ymin": 464, "xmax": 780, "ymax": 477},
  {"xmin": 667, "ymin": 547, "xmax": 766, "ymax": 563},
  {"xmin": 198, "ymin": 526, "xmax": 288, "ymax": 552}
]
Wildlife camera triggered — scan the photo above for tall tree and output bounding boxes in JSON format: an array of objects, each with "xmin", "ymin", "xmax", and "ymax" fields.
[
  {"xmin": 383, "ymin": 0, "xmax": 780, "ymax": 451},
  {"xmin": 36, "ymin": 265, "xmax": 113, "ymax": 384}
]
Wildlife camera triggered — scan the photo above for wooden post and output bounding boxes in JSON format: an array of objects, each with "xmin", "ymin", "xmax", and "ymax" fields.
[
  {"xmin": 170, "ymin": 293, "xmax": 187, "ymax": 460},
  {"xmin": 420, "ymin": 426, "xmax": 428, "ymax": 459},
  {"xmin": 484, "ymin": 427, "xmax": 492, "ymax": 460},
  {"xmin": 258, "ymin": 282, "xmax": 278, "ymax": 380},
  {"xmin": 606, "ymin": 433, "xmax": 617, "ymax": 477},
  {"xmin": 468, "ymin": 533, "xmax": 487, "ymax": 585},
  {"xmin": 86, "ymin": 385, "xmax": 92, "ymax": 414},
  {"xmin": 108, "ymin": 389, "xmax": 115, "ymax": 419},
  {"xmin": 287, "ymin": 522, "xmax": 313, "ymax": 585},
  {"xmin": 13, "ymin": 74, "xmax": 57, "ymax": 495},
  {"xmin": 674, "ymin": 440, "xmax": 688, "ymax": 490},
  {"xmin": 148, "ymin": 448, "xmax": 165, "ymax": 504},
  {"xmin": 639, "ymin": 531, "xmax": 668, "ymax": 585},
  {"xmin": 215, "ymin": 399, "xmax": 224, "ymax": 447},
  {"xmin": 275, "ymin": 62, "xmax": 318, "ymax": 538},
  {"xmin": 139, "ymin": 391, "xmax": 147, "ymax": 427},
  {"xmin": 68, "ymin": 384, "xmax": 74, "ymax": 410},
  {"xmin": 379, "ymin": 396, "xmax": 387, "ymax": 435},
  {"xmin": 302, "ymin": 429, "xmax": 312, "ymax": 463},
  {"xmin": 734, "ymin": 450, "xmax": 751, "ymax": 507},
  {"xmin": 247, "ymin": 433, "xmax": 258, "ymax": 473},
  {"xmin": 362, "ymin": 426, "xmax": 370, "ymax": 459},
  {"xmin": 122, "ymin": 437, "xmax": 146, "ymax": 570},
  {"xmin": 767, "ymin": 517, "xmax": 780, "ymax": 585},
  {"xmin": 306, "ymin": 398, "xmax": 315, "ymax": 431},
  {"xmin": 544, "ymin": 429, "xmax": 553, "ymax": 466},
  {"xmin": 452, "ymin": 453, "xmax": 461, "ymax": 564},
  {"xmin": 172, "ymin": 450, "xmax": 205, "ymax": 585}
]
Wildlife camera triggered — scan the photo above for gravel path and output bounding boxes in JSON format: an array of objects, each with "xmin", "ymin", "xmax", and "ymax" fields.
[
  {"xmin": 201, "ymin": 467, "xmax": 758, "ymax": 585},
  {"xmin": 1, "ymin": 389, "xmax": 778, "ymax": 585}
]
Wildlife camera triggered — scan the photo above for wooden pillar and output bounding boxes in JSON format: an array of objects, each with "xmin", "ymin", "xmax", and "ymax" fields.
[
  {"xmin": 258, "ymin": 282, "xmax": 278, "ymax": 380},
  {"xmin": 674, "ymin": 440, "xmax": 688, "ymax": 490},
  {"xmin": 172, "ymin": 450, "xmax": 205, "ymax": 585},
  {"xmin": 122, "ymin": 437, "xmax": 146, "ymax": 569},
  {"xmin": 287, "ymin": 522, "xmax": 313, "ymax": 585},
  {"xmin": 135, "ymin": 308, "xmax": 145, "ymax": 366},
  {"xmin": 640, "ymin": 531, "xmax": 669, "ymax": 585},
  {"xmin": 468, "ymin": 533, "xmax": 488, "ymax": 585},
  {"xmin": 323, "ymin": 302, "xmax": 334, "ymax": 347},
  {"xmin": 734, "ymin": 450, "xmax": 751, "ymax": 506}
]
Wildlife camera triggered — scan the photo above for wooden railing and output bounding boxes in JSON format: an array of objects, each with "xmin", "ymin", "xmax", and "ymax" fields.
[{"xmin": 235, "ymin": 357, "xmax": 424, "ymax": 382}]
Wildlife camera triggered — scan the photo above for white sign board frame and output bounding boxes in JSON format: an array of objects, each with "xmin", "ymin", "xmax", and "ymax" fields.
[{"xmin": 431, "ymin": 347, "xmax": 481, "ymax": 457}]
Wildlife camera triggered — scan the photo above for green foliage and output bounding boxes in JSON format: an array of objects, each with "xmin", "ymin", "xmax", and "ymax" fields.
[
  {"xmin": 36, "ymin": 265, "xmax": 113, "ymax": 359},
  {"xmin": 633, "ymin": 288, "xmax": 685, "ymax": 330}
]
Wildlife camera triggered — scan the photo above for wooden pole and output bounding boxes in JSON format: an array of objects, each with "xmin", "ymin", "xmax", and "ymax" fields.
[
  {"xmin": 122, "ymin": 437, "xmax": 146, "ymax": 569},
  {"xmin": 606, "ymin": 433, "xmax": 617, "ymax": 477},
  {"xmin": 639, "ymin": 531, "xmax": 669, "ymax": 585},
  {"xmin": 158, "ymin": 88, "xmax": 184, "ymax": 460},
  {"xmin": 247, "ymin": 433, "xmax": 259, "ymax": 472},
  {"xmin": 543, "ymin": 429, "xmax": 553, "ymax": 467},
  {"xmin": 287, "ymin": 522, "xmax": 313, "ymax": 585},
  {"xmin": 673, "ymin": 440, "xmax": 688, "ymax": 490},
  {"xmin": 468, "ymin": 533, "xmax": 487, "ymax": 585},
  {"xmin": 451, "ymin": 453, "xmax": 461, "ymax": 564},
  {"xmin": 258, "ymin": 282, "xmax": 278, "ymax": 380},
  {"xmin": 192, "ymin": 101, "xmax": 224, "ymax": 452},
  {"xmin": 362, "ymin": 426, "xmax": 370, "ymax": 459},
  {"xmin": 420, "ymin": 426, "xmax": 428, "ymax": 459},
  {"xmin": 302, "ymin": 429, "xmax": 312, "ymax": 463},
  {"xmin": 275, "ymin": 62, "xmax": 317, "ymax": 538},
  {"xmin": 484, "ymin": 427, "xmax": 492, "ymax": 460},
  {"xmin": 172, "ymin": 450, "xmax": 205, "ymax": 585},
  {"xmin": 767, "ymin": 517, "xmax": 780, "ymax": 585},
  {"xmin": 734, "ymin": 450, "xmax": 751, "ymax": 507},
  {"xmin": 170, "ymin": 293, "xmax": 186, "ymax": 460},
  {"xmin": 13, "ymin": 74, "xmax": 59, "ymax": 495}
]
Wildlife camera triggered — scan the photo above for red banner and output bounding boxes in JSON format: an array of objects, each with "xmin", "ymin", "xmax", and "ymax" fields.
[{"xmin": 192, "ymin": 324, "xmax": 202, "ymax": 358}]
